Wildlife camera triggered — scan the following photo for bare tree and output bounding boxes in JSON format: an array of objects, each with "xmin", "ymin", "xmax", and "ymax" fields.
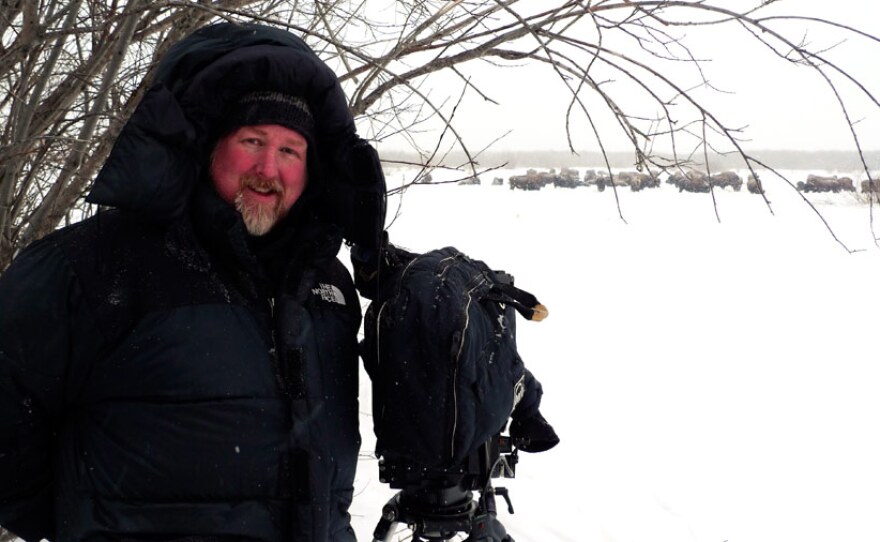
[{"xmin": 0, "ymin": 0, "xmax": 878, "ymax": 275}]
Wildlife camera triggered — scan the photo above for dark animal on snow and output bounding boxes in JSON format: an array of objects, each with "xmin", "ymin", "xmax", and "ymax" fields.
[
  {"xmin": 668, "ymin": 171, "xmax": 710, "ymax": 193},
  {"xmin": 797, "ymin": 174, "xmax": 855, "ymax": 193},
  {"xmin": 582, "ymin": 169, "xmax": 598, "ymax": 186},
  {"xmin": 709, "ymin": 171, "xmax": 743, "ymax": 191},
  {"xmin": 747, "ymin": 174, "xmax": 764, "ymax": 195},
  {"xmin": 509, "ymin": 168, "xmax": 553, "ymax": 190},
  {"xmin": 553, "ymin": 167, "xmax": 583, "ymax": 188},
  {"xmin": 595, "ymin": 171, "xmax": 633, "ymax": 191},
  {"xmin": 615, "ymin": 170, "xmax": 659, "ymax": 192},
  {"xmin": 861, "ymin": 179, "xmax": 880, "ymax": 193}
]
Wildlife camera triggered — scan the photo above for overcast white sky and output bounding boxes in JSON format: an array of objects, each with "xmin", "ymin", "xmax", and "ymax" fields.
[{"xmin": 376, "ymin": 1, "xmax": 880, "ymax": 154}]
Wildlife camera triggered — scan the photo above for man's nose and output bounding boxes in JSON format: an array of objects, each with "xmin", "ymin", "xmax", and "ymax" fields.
[{"xmin": 255, "ymin": 150, "xmax": 279, "ymax": 179}]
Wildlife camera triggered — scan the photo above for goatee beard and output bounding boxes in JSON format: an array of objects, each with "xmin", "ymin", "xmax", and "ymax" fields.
[{"xmin": 235, "ymin": 176, "xmax": 286, "ymax": 236}]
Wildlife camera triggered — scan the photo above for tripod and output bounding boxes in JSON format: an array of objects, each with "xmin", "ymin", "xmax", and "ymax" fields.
[
  {"xmin": 371, "ymin": 482, "xmax": 514, "ymax": 542},
  {"xmin": 371, "ymin": 438, "xmax": 519, "ymax": 542}
]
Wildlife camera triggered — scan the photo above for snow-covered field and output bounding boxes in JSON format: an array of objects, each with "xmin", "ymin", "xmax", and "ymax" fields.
[{"xmin": 347, "ymin": 167, "xmax": 880, "ymax": 542}]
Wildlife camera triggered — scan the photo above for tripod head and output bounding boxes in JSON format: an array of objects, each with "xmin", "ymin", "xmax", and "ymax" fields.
[{"xmin": 372, "ymin": 436, "xmax": 520, "ymax": 542}]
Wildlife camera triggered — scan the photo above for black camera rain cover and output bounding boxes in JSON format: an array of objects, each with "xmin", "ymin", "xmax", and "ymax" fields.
[{"xmin": 361, "ymin": 246, "xmax": 529, "ymax": 469}]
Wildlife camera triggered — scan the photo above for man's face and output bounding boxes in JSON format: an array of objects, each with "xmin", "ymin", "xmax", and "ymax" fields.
[{"xmin": 210, "ymin": 124, "xmax": 309, "ymax": 236}]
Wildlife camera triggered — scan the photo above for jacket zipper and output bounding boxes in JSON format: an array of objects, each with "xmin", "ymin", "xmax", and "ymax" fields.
[{"xmin": 268, "ymin": 295, "xmax": 293, "ymax": 401}]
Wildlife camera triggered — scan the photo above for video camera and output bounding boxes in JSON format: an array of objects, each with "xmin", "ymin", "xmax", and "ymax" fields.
[{"xmin": 356, "ymin": 243, "xmax": 558, "ymax": 542}]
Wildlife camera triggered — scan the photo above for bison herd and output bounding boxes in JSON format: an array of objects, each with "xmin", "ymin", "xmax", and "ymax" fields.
[
  {"xmin": 505, "ymin": 167, "xmax": 662, "ymax": 191},
  {"xmin": 455, "ymin": 167, "xmax": 880, "ymax": 196},
  {"xmin": 794, "ymin": 174, "xmax": 880, "ymax": 194},
  {"xmin": 499, "ymin": 167, "xmax": 761, "ymax": 193}
]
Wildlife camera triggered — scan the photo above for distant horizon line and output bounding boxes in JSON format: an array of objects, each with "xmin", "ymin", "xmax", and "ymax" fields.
[
  {"xmin": 378, "ymin": 148, "xmax": 880, "ymax": 171},
  {"xmin": 378, "ymin": 147, "xmax": 880, "ymax": 154}
]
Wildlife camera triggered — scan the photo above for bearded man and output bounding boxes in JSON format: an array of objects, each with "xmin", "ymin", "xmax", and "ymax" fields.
[{"xmin": 0, "ymin": 21, "xmax": 385, "ymax": 542}]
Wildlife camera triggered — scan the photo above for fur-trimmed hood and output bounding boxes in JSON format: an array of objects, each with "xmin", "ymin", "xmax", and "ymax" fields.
[{"xmin": 88, "ymin": 22, "xmax": 385, "ymax": 249}]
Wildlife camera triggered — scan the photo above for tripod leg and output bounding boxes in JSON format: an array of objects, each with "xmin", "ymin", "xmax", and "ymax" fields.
[
  {"xmin": 465, "ymin": 513, "xmax": 514, "ymax": 542},
  {"xmin": 373, "ymin": 493, "xmax": 403, "ymax": 542}
]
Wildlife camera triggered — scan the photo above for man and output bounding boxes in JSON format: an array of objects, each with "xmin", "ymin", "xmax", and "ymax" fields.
[{"xmin": 0, "ymin": 21, "xmax": 385, "ymax": 541}]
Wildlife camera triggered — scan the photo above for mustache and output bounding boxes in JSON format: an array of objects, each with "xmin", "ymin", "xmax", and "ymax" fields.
[{"xmin": 239, "ymin": 174, "xmax": 283, "ymax": 194}]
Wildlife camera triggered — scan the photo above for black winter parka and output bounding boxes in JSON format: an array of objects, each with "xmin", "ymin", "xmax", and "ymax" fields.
[{"xmin": 0, "ymin": 22, "xmax": 376, "ymax": 542}]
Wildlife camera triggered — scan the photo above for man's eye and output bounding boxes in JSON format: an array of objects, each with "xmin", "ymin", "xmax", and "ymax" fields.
[
  {"xmin": 281, "ymin": 147, "xmax": 302, "ymax": 157},
  {"xmin": 241, "ymin": 138, "xmax": 263, "ymax": 146}
]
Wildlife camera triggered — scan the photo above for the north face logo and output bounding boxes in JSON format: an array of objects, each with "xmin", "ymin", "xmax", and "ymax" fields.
[{"xmin": 312, "ymin": 283, "xmax": 346, "ymax": 305}]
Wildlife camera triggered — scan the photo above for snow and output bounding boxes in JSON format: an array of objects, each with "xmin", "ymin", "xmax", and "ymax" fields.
[{"xmin": 347, "ymin": 167, "xmax": 880, "ymax": 542}]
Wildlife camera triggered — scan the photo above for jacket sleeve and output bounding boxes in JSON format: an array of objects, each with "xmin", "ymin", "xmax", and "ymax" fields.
[{"xmin": 0, "ymin": 239, "xmax": 96, "ymax": 541}]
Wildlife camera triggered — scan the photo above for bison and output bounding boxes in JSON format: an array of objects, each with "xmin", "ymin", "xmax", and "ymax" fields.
[
  {"xmin": 616, "ymin": 170, "xmax": 659, "ymax": 192},
  {"xmin": 553, "ymin": 167, "xmax": 584, "ymax": 188},
  {"xmin": 747, "ymin": 174, "xmax": 764, "ymax": 195},
  {"xmin": 837, "ymin": 177, "xmax": 855, "ymax": 191},
  {"xmin": 509, "ymin": 168, "xmax": 554, "ymax": 190},
  {"xmin": 709, "ymin": 171, "xmax": 743, "ymax": 191},
  {"xmin": 861, "ymin": 179, "xmax": 880, "ymax": 193},
  {"xmin": 596, "ymin": 173, "xmax": 626, "ymax": 191},
  {"xmin": 581, "ymin": 169, "xmax": 598, "ymax": 187},
  {"xmin": 667, "ymin": 171, "xmax": 710, "ymax": 193},
  {"xmin": 590, "ymin": 170, "xmax": 658, "ymax": 192},
  {"xmin": 797, "ymin": 174, "xmax": 855, "ymax": 193}
]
